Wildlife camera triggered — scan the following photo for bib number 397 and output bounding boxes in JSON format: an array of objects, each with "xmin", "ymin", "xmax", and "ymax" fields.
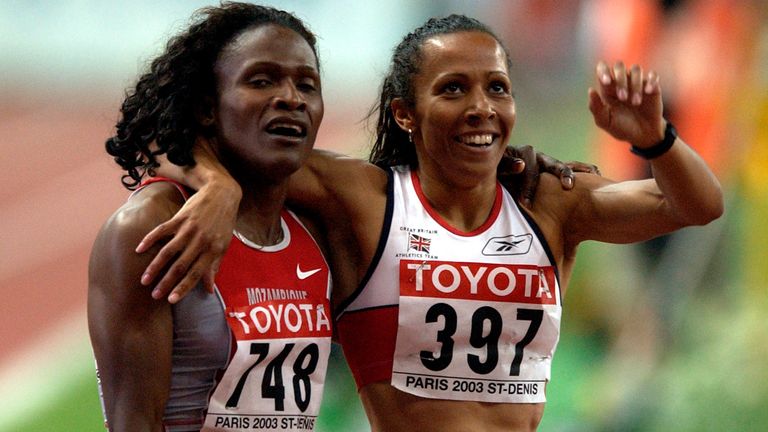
[{"xmin": 421, "ymin": 303, "xmax": 543, "ymax": 376}]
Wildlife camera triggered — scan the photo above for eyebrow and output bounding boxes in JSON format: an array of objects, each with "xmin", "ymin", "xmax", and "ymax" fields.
[
  {"xmin": 434, "ymin": 70, "xmax": 509, "ymax": 80},
  {"xmin": 242, "ymin": 61, "xmax": 320, "ymax": 78}
]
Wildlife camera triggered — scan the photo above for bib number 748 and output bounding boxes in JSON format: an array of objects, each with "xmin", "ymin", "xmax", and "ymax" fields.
[
  {"xmin": 420, "ymin": 303, "xmax": 543, "ymax": 376},
  {"xmin": 226, "ymin": 342, "xmax": 319, "ymax": 412}
]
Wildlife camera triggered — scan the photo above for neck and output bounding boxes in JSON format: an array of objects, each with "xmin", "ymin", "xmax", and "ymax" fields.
[
  {"xmin": 414, "ymin": 168, "xmax": 498, "ymax": 233},
  {"xmin": 234, "ymin": 180, "xmax": 290, "ymax": 246}
]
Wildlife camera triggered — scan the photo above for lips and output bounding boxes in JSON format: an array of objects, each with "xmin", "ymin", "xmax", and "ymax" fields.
[
  {"xmin": 456, "ymin": 132, "xmax": 497, "ymax": 147},
  {"xmin": 265, "ymin": 118, "xmax": 308, "ymax": 138}
]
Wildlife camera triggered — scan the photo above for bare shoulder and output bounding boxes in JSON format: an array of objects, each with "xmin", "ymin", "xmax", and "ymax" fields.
[
  {"xmin": 89, "ymin": 182, "xmax": 185, "ymax": 298},
  {"xmin": 525, "ymin": 172, "xmax": 611, "ymax": 256},
  {"xmin": 529, "ymin": 173, "xmax": 586, "ymax": 216},
  {"xmin": 307, "ymin": 149, "xmax": 388, "ymax": 196},
  {"xmin": 290, "ymin": 149, "xmax": 388, "ymax": 216},
  {"xmin": 534, "ymin": 171, "xmax": 612, "ymax": 211}
]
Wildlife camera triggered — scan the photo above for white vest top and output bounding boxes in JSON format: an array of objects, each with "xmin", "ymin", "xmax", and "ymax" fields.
[{"xmin": 339, "ymin": 166, "xmax": 562, "ymax": 403}]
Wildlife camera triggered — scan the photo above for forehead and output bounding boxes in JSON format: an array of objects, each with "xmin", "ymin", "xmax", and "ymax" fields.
[
  {"xmin": 419, "ymin": 31, "xmax": 508, "ymax": 77},
  {"xmin": 217, "ymin": 24, "xmax": 318, "ymax": 74}
]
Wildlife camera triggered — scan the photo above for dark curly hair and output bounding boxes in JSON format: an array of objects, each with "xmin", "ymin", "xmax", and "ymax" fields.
[
  {"xmin": 106, "ymin": 2, "xmax": 318, "ymax": 189},
  {"xmin": 368, "ymin": 14, "xmax": 511, "ymax": 169}
]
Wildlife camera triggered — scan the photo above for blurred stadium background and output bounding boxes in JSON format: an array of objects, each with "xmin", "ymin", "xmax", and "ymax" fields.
[{"xmin": 1, "ymin": 0, "xmax": 766, "ymax": 430}]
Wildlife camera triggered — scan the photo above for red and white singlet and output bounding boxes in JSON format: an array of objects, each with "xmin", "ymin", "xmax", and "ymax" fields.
[
  {"xmin": 336, "ymin": 166, "xmax": 561, "ymax": 404},
  {"xmin": 96, "ymin": 179, "xmax": 332, "ymax": 431},
  {"xmin": 202, "ymin": 209, "xmax": 333, "ymax": 431}
]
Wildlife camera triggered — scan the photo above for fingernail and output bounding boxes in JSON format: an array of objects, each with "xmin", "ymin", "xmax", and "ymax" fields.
[
  {"xmin": 601, "ymin": 74, "xmax": 611, "ymax": 85},
  {"xmin": 135, "ymin": 241, "xmax": 145, "ymax": 253},
  {"xmin": 523, "ymin": 198, "xmax": 532, "ymax": 208},
  {"xmin": 564, "ymin": 177, "xmax": 573, "ymax": 188},
  {"xmin": 168, "ymin": 293, "xmax": 179, "ymax": 304},
  {"xmin": 632, "ymin": 94, "xmax": 641, "ymax": 105},
  {"xmin": 151, "ymin": 288, "xmax": 161, "ymax": 299},
  {"xmin": 618, "ymin": 89, "xmax": 628, "ymax": 101},
  {"xmin": 141, "ymin": 273, "xmax": 150, "ymax": 285}
]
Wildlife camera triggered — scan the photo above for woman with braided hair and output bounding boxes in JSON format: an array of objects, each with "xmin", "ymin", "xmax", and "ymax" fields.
[{"xmin": 134, "ymin": 13, "xmax": 722, "ymax": 432}]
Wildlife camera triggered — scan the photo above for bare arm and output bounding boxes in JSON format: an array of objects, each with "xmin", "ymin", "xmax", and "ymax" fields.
[
  {"xmin": 140, "ymin": 139, "xmax": 594, "ymax": 303},
  {"xmin": 499, "ymin": 145, "xmax": 600, "ymax": 207},
  {"xmin": 288, "ymin": 149, "xmax": 390, "ymax": 305},
  {"xmin": 564, "ymin": 61, "xmax": 723, "ymax": 246},
  {"xmin": 137, "ymin": 142, "xmax": 242, "ymax": 302},
  {"xmin": 144, "ymin": 144, "xmax": 387, "ymax": 303},
  {"xmin": 287, "ymin": 149, "xmax": 387, "ymax": 215},
  {"xmin": 88, "ymin": 184, "xmax": 179, "ymax": 431}
]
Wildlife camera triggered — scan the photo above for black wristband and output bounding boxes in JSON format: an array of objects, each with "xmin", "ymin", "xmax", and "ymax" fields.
[{"xmin": 631, "ymin": 121, "xmax": 677, "ymax": 160}]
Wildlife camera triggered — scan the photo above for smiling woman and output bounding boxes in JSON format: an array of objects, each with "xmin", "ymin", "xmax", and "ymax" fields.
[{"xmin": 389, "ymin": 30, "xmax": 517, "ymax": 196}]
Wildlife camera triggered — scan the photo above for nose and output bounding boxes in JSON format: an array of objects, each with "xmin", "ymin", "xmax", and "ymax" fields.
[
  {"xmin": 271, "ymin": 81, "xmax": 306, "ymax": 111},
  {"xmin": 465, "ymin": 88, "xmax": 495, "ymax": 123}
]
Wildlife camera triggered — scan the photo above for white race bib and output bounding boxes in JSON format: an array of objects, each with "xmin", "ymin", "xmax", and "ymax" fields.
[
  {"xmin": 203, "ymin": 300, "xmax": 332, "ymax": 431},
  {"xmin": 392, "ymin": 259, "xmax": 561, "ymax": 403}
]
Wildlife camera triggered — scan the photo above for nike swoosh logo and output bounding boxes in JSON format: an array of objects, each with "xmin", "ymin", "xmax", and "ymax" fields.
[{"xmin": 296, "ymin": 264, "xmax": 322, "ymax": 280}]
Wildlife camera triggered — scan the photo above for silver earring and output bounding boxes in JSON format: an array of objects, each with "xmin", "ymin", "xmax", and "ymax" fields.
[{"xmin": 408, "ymin": 128, "xmax": 413, "ymax": 143}]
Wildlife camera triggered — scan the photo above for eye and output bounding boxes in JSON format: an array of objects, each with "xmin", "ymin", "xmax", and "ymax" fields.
[
  {"xmin": 441, "ymin": 82, "xmax": 463, "ymax": 95},
  {"xmin": 297, "ymin": 79, "xmax": 318, "ymax": 93},
  {"xmin": 248, "ymin": 77, "xmax": 273, "ymax": 88},
  {"xmin": 489, "ymin": 81, "xmax": 510, "ymax": 95}
]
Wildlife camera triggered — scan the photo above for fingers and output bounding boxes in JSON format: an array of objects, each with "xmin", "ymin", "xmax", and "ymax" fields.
[
  {"xmin": 150, "ymin": 227, "xmax": 228, "ymax": 302},
  {"xmin": 596, "ymin": 61, "xmax": 659, "ymax": 106},
  {"xmin": 202, "ymin": 256, "xmax": 223, "ymax": 294},
  {"xmin": 612, "ymin": 61, "xmax": 628, "ymax": 102},
  {"xmin": 497, "ymin": 147, "xmax": 526, "ymax": 177},
  {"xmin": 559, "ymin": 165, "xmax": 574, "ymax": 190},
  {"xmin": 140, "ymin": 225, "xmax": 190, "ymax": 287},
  {"xmin": 510, "ymin": 159, "xmax": 525, "ymax": 175},
  {"xmin": 567, "ymin": 161, "xmax": 601, "ymax": 176},
  {"xmin": 629, "ymin": 64, "xmax": 643, "ymax": 105},
  {"xmin": 164, "ymin": 239, "xmax": 228, "ymax": 303},
  {"xmin": 593, "ymin": 60, "xmax": 665, "ymax": 144},
  {"xmin": 536, "ymin": 152, "xmax": 574, "ymax": 190},
  {"xmin": 136, "ymin": 220, "xmax": 173, "ymax": 254},
  {"xmin": 595, "ymin": 60, "xmax": 630, "ymax": 102},
  {"xmin": 516, "ymin": 145, "xmax": 539, "ymax": 207},
  {"xmin": 149, "ymin": 235, "xmax": 199, "ymax": 299},
  {"xmin": 644, "ymin": 70, "xmax": 660, "ymax": 95},
  {"xmin": 588, "ymin": 87, "xmax": 609, "ymax": 129},
  {"xmin": 166, "ymin": 258, "xmax": 208, "ymax": 304},
  {"xmin": 597, "ymin": 61, "xmax": 612, "ymax": 86}
]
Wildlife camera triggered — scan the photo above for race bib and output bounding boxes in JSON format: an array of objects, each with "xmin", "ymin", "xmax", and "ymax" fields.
[
  {"xmin": 392, "ymin": 259, "xmax": 561, "ymax": 403},
  {"xmin": 203, "ymin": 299, "xmax": 332, "ymax": 431}
]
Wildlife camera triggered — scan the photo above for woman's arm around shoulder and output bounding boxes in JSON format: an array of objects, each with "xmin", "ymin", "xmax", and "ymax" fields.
[
  {"xmin": 88, "ymin": 182, "xmax": 182, "ymax": 431},
  {"xmin": 288, "ymin": 149, "xmax": 388, "ymax": 221}
]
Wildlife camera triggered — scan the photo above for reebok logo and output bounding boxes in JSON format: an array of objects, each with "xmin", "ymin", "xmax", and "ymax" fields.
[
  {"xmin": 296, "ymin": 264, "xmax": 322, "ymax": 280},
  {"xmin": 481, "ymin": 234, "xmax": 533, "ymax": 256}
]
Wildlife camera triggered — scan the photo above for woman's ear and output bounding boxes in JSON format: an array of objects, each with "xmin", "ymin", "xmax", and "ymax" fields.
[
  {"xmin": 196, "ymin": 96, "xmax": 217, "ymax": 128},
  {"xmin": 391, "ymin": 98, "xmax": 415, "ymax": 133}
]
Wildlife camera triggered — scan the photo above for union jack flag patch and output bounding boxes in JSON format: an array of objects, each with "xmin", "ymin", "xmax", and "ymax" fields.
[{"xmin": 408, "ymin": 234, "xmax": 431, "ymax": 253}]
